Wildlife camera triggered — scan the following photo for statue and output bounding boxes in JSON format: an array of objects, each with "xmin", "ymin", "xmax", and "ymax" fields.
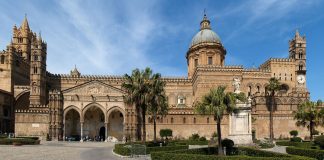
[{"xmin": 232, "ymin": 77, "xmax": 241, "ymax": 93}]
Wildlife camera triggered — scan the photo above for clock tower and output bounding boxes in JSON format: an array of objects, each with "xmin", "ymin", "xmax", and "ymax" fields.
[{"xmin": 289, "ymin": 30, "xmax": 307, "ymax": 92}]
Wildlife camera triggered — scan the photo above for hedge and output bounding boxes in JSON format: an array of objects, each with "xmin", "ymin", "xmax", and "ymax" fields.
[
  {"xmin": 113, "ymin": 144, "xmax": 188, "ymax": 156},
  {"xmin": 151, "ymin": 152, "xmax": 313, "ymax": 160},
  {"xmin": 276, "ymin": 141, "xmax": 314, "ymax": 148},
  {"xmin": 286, "ymin": 146, "xmax": 324, "ymax": 160},
  {"xmin": 16, "ymin": 137, "xmax": 39, "ymax": 140},
  {"xmin": 150, "ymin": 147, "xmax": 313, "ymax": 160},
  {"xmin": 0, "ymin": 138, "xmax": 38, "ymax": 145}
]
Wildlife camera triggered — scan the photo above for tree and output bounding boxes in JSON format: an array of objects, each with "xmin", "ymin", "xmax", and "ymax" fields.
[
  {"xmin": 293, "ymin": 100, "xmax": 324, "ymax": 141},
  {"xmin": 265, "ymin": 77, "xmax": 281, "ymax": 143},
  {"xmin": 147, "ymin": 73, "xmax": 169, "ymax": 143},
  {"xmin": 122, "ymin": 67, "xmax": 152, "ymax": 143},
  {"xmin": 194, "ymin": 86, "xmax": 245, "ymax": 155}
]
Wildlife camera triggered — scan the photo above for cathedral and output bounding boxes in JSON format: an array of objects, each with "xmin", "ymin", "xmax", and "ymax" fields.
[{"xmin": 0, "ymin": 14, "xmax": 310, "ymax": 141}]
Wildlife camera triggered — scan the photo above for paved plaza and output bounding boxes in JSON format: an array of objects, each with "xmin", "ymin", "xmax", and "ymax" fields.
[{"xmin": 0, "ymin": 141, "xmax": 134, "ymax": 160}]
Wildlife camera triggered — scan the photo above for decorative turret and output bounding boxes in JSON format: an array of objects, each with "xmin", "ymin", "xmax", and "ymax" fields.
[
  {"xmin": 186, "ymin": 12, "xmax": 226, "ymax": 78},
  {"xmin": 70, "ymin": 65, "xmax": 81, "ymax": 77}
]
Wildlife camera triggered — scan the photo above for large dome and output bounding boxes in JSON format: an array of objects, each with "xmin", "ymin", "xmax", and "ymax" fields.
[
  {"xmin": 189, "ymin": 14, "xmax": 221, "ymax": 48},
  {"xmin": 190, "ymin": 29, "xmax": 221, "ymax": 47}
]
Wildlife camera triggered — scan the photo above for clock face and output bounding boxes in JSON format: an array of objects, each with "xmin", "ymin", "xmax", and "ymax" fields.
[{"xmin": 297, "ymin": 75, "xmax": 306, "ymax": 84}]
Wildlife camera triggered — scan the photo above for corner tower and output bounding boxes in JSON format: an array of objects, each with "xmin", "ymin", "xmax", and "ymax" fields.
[
  {"xmin": 186, "ymin": 13, "xmax": 226, "ymax": 78},
  {"xmin": 29, "ymin": 33, "xmax": 47, "ymax": 105}
]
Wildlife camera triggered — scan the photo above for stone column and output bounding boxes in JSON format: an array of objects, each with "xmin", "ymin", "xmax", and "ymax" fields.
[
  {"xmin": 80, "ymin": 122, "xmax": 84, "ymax": 142},
  {"xmin": 63, "ymin": 123, "xmax": 65, "ymax": 141},
  {"xmin": 105, "ymin": 122, "xmax": 108, "ymax": 142}
]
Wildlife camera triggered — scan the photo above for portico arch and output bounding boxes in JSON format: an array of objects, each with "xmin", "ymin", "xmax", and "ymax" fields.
[
  {"xmin": 107, "ymin": 106, "xmax": 125, "ymax": 140},
  {"xmin": 64, "ymin": 106, "xmax": 81, "ymax": 141},
  {"xmin": 82, "ymin": 103, "xmax": 106, "ymax": 141}
]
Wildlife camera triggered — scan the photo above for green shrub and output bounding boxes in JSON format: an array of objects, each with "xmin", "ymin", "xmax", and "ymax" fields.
[
  {"xmin": 287, "ymin": 146, "xmax": 324, "ymax": 160},
  {"xmin": 314, "ymin": 135, "xmax": 324, "ymax": 149},
  {"xmin": 0, "ymin": 138, "xmax": 37, "ymax": 145},
  {"xmin": 199, "ymin": 137, "xmax": 207, "ymax": 141},
  {"xmin": 290, "ymin": 130, "xmax": 299, "ymax": 137},
  {"xmin": 151, "ymin": 152, "xmax": 313, "ymax": 160},
  {"xmin": 238, "ymin": 147, "xmax": 290, "ymax": 157},
  {"xmin": 174, "ymin": 140, "xmax": 208, "ymax": 146},
  {"xmin": 290, "ymin": 137, "xmax": 302, "ymax": 142},
  {"xmin": 160, "ymin": 129, "xmax": 173, "ymax": 139},
  {"xmin": 113, "ymin": 144, "xmax": 131, "ymax": 156},
  {"xmin": 148, "ymin": 145, "xmax": 188, "ymax": 154},
  {"xmin": 189, "ymin": 133, "xmax": 200, "ymax": 141},
  {"xmin": 221, "ymin": 139, "xmax": 234, "ymax": 148},
  {"xmin": 16, "ymin": 137, "xmax": 39, "ymax": 140},
  {"xmin": 257, "ymin": 141, "xmax": 275, "ymax": 148}
]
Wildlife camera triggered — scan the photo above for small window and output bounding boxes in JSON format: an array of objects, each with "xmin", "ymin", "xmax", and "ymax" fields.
[
  {"xmin": 34, "ymin": 55, "xmax": 38, "ymax": 61},
  {"xmin": 248, "ymin": 86, "xmax": 252, "ymax": 96},
  {"xmin": 207, "ymin": 117, "xmax": 209, "ymax": 123},
  {"xmin": 171, "ymin": 117, "xmax": 174, "ymax": 124},
  {"xmin": 18, "ymin": 38, "xmax": 23, "ymax": 43},
  {"xmin": 0, "ymin": 55, "xmax": 4, "ymax": 64},
  {"xmin": 194, "ymin": 59, "xmax": 198, "ymax": 67},
  {"xmin": 193, "ymin": 117, "xmax": 196, "ymax": 124},
  {"xmin": 257, "ymin": 86, "xmax": 260, "ymax": 93},
  {"xmin": 33, "ymin": 66, "xmax": 38, "ymax": 74},
  {"xmin": 183, "ymin": 117, "xmax": 186, "ymax": 124},
  {"xmin": 208, "ymin": 57, "xmax": 212, "ymax": 65},
  {"xmin": 299, "ymin": 53, "xmax": 303, "ymax": 59}
]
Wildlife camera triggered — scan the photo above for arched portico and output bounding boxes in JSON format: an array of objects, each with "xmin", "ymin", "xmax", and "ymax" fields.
[
  {"xmin": 81, "ymin": 103, "xmax": 106, "ymax": 141},
  {"xmin": 63, "ymin": 106, "xmax": 81, "ymax": 141},
  {"xmin": 107, "ymin": 106, "xmax": 125, "ymax": 140}
]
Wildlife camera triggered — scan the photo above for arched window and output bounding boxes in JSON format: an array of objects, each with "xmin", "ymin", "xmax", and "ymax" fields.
[
  {"xmin": 299, "ymin": 53, "xmax": 303, "ymax": 59},
  {"xmin": 171, "ymin": 117, "xmax": 174, "ymax": 124},
  {"xmin": 193, "ymin": 117, "xmax": 196, "ymax": 124},
  {"xmin": 208, "ymin": 57, "xmax": 212, "ymax": 65},
  {"xmin": 257, "ymin": 86, "xmax": 260, "ymax": 93},
  {"xmin": 299, "ymin": 64, "xmax": 303, "ymax": 71},
  {"xmin": 183, "ymin": 117, "xmax": 186, "ymax": 124},
  {"xmin": 207, "ymin": 117, "xmax": 209, "ymax": 124},
  {"xmin": 0, "ymin": 55, "xmax": 4, "ymax": 64}
]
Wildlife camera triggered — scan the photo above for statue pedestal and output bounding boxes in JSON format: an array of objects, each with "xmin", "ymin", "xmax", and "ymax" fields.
[{"xmin": 228, "ymin": 101, "xmax": 253, "ymax": 145}]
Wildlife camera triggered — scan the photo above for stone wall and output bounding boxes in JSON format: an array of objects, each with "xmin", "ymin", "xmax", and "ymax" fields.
[{"xmin": 15, "ymin": 112, "xmax": 49, "ymax": 139}]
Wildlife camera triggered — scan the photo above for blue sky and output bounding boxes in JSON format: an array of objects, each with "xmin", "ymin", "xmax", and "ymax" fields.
[{"xmin": 0, "ymin": 0, "xmax": 323, "ymax": 100}]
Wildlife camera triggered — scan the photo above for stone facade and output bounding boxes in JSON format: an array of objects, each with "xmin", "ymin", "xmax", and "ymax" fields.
[{"xmin": 0, "ymin": 14, "xmax": 314, "ymax": 141}]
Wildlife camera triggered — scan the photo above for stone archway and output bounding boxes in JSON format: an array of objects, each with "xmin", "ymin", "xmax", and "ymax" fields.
[
  {"xmin": 64, "ymin": 108, "xmax": 81, "ymax": 141},
  {"xmin": 108, "ymin": 109, "xmax": 124, "ymax": 140},
  {"xmin": 83, "ymin": 105, "xmax": 105, "ymax": 141}
]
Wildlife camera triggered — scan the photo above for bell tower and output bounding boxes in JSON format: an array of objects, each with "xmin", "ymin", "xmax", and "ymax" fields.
[
  {"xmin": 289, "ymin": 30, "xmax": 307, "ymax": 92},
  {"xmin": 29, "ymin": 32, "xmax": 47, "ymax": 105}
]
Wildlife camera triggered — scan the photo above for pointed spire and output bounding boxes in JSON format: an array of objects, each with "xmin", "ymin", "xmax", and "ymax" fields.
[
  {"xmin": 38, "ymin": 31, "xmax": 42, "ymax": 42},
  {"xmin": 295, "ymin": 29, "xmax": 300, "ymax": 38},
  {"xmin": 200, "ymin": 10, "xmax": 211, "ymax": 30},
  {"xmin": 21, "ymin": 14, "xmax": 30, "ymax": 31}
]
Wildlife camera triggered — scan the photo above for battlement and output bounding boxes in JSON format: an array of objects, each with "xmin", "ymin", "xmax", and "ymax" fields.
[
  {"xmin": 15, "ymin": 109, "xmax": 49, "ymax": 114},
  {"xmin": 29, "ymin": 104, "xmax": 49, "ymax": 108}
]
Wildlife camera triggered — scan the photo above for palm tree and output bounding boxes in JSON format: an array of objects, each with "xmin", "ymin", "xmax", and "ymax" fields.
[
  {"xmin": 293, "ymin": 100, "xmax": 324, "ymax": 141},
  {"xmin": 147, "ymin": 73, "xmax": 169, "ymax": 143},
  {"xmin": 122, "ymin": 67, "xmax": 152, "ymax": 143},
  {"xmin": 265, "ymin": 77, "xmax": 281, "ymax": 143},
  {"xmin": 194, "ymin": 86, "xmax": 245, "ymax": 155}
]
